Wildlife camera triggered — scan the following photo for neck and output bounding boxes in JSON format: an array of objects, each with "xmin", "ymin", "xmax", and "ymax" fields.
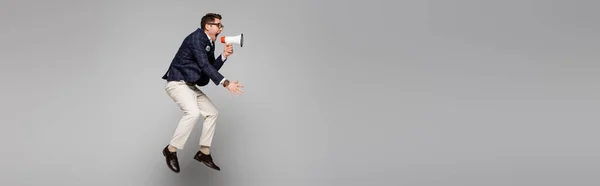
[{"xmin": 204, "ymin": 31, "xmax": 214, "ymax": 41}]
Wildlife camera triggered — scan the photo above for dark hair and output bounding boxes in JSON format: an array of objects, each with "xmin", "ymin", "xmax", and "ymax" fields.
[{"xmin": 200, "ymin": 13, "xmax": 222, "ymax": 30}]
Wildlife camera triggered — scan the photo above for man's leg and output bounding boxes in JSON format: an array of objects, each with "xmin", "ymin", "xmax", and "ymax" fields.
[
  {"xmin": 162, "ymin": 80, "xmax": 202, "ymax": 173},
  {"xmin": 189, "ymin": 86, "xmax": 222, "ymax": 171},
  {"xmin": 165, "ymin": 81, "xmax": 203, "ymax": 150},
  {"xmin": 191, "ymin": 87, "xmax": 220, "ymax": 154}
]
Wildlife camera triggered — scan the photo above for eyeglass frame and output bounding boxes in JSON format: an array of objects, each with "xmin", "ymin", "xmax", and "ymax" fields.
[{"xmin": 207, "ymin": 22, "xmax": 224, "ymax": 28}]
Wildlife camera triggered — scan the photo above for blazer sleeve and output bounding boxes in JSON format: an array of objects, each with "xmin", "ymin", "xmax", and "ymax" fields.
[
  {"xmin": 189, "ymin": 34, "xmax": 225, "ymax": 86},
  {"xmin": 211, "ymin": 55, "xmax": 226, "ymax": 70}
]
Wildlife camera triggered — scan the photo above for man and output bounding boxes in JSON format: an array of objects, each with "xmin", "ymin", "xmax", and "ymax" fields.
[{"xmin": 160, "ymin": 13, "xmax": 244, "ymax": 173}]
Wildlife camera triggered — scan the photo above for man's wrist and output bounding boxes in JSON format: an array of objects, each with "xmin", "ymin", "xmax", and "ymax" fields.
[{"xmin": 222, "ymin": 79, "xmax": 230, "ymax": 87}]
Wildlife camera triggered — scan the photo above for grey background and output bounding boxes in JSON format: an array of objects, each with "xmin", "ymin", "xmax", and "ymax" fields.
[{"xmin": 1, "ymin": 0, "xmax": 599, "ymax": 185}]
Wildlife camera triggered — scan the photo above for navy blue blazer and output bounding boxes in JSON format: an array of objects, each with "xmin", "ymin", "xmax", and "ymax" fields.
[{"xmin": 162, "ymin": 28, "xmax": 226, "ymax": 86}]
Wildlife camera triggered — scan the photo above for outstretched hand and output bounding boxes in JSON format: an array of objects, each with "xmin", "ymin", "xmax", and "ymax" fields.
[{"xmin": 225, "ymin": 80, "xmax": 244, "ymax": 97}]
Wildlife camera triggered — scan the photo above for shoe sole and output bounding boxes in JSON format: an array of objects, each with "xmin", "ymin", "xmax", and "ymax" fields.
[{"xmin": 194, "ymin": 156, "xmax": 220, "ymax": 171}]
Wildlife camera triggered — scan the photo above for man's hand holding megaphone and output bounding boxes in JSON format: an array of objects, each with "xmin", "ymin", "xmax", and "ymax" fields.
[
  {"xmin": 223, "ymin": 43, "xmax": 233, "ymax": 59},
  {"xmin": 220, "ymin": 33, "xmax": 243, "ymax": 59}
]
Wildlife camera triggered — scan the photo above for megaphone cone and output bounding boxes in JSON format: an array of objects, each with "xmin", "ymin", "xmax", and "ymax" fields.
[{"xmin": 220, "ymin": 33, "xmax": 243, "ymax": 47}]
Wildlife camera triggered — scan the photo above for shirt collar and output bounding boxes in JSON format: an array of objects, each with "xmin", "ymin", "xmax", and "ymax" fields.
[{"xmin": 204, "ymin": 31, "xmax": 214, "ymax": 44}]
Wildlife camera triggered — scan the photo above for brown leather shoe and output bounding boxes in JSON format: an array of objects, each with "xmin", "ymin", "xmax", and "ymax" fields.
[
  {"xmin": 193, "ymin": 151, "xmax": 221, "ymax": 171},
  {"xmin": 162, "ymin": 145, "xmax": 180, "ymax": 173}
]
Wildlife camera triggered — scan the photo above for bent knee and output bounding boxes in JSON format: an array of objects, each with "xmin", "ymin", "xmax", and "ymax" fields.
[
  {"xmin": 184, "ymin": 109, "xmax": 202, "ymax": 118},
  {"xmin": 206, "ymin": 110, "xmax": 220, "ymax": 118}
]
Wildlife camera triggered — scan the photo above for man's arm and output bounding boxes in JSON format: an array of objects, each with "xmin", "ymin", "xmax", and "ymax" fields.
[
  {"xmin": 213, "ymin": 55, "xmax": 228, "ymax": 85},
  {"xmin": 189, "ymin": 34, "xmax": 225, "ymax": 86},
  {"xmin": 211, "ymin": 54, "xmax": 226, "ymax": 71}
]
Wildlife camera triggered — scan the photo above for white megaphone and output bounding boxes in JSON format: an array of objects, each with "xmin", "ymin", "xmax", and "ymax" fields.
[{"xmin": 220, "ymin": 33, "xmax": 244, "ymax": 47}]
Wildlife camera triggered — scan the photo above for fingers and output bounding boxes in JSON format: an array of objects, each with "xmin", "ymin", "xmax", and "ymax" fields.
[
  {"xmin": 228, "ymin": 81, "xmax": 244, "ymax": 97},
  {"xmin": 231, "ymin": 88, "xmax": 243, "ymax": 95},
  {"xmin": 224, "ymin": 44, "xmax": 233, "ymax": 55},
  {"xmin": 229, "ymin": 89, "xmax": 243, "ymax": 97}
]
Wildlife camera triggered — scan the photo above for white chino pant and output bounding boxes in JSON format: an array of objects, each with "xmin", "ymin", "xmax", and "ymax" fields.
[{"xmin": 165, "ymin": 80, "xmax": 220, "ymax": 150}]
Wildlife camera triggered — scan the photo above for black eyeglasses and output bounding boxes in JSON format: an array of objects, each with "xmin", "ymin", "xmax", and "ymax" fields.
[{"xmin": 207, "ymin": 23, "xmax": 224, "ymax": 28}]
